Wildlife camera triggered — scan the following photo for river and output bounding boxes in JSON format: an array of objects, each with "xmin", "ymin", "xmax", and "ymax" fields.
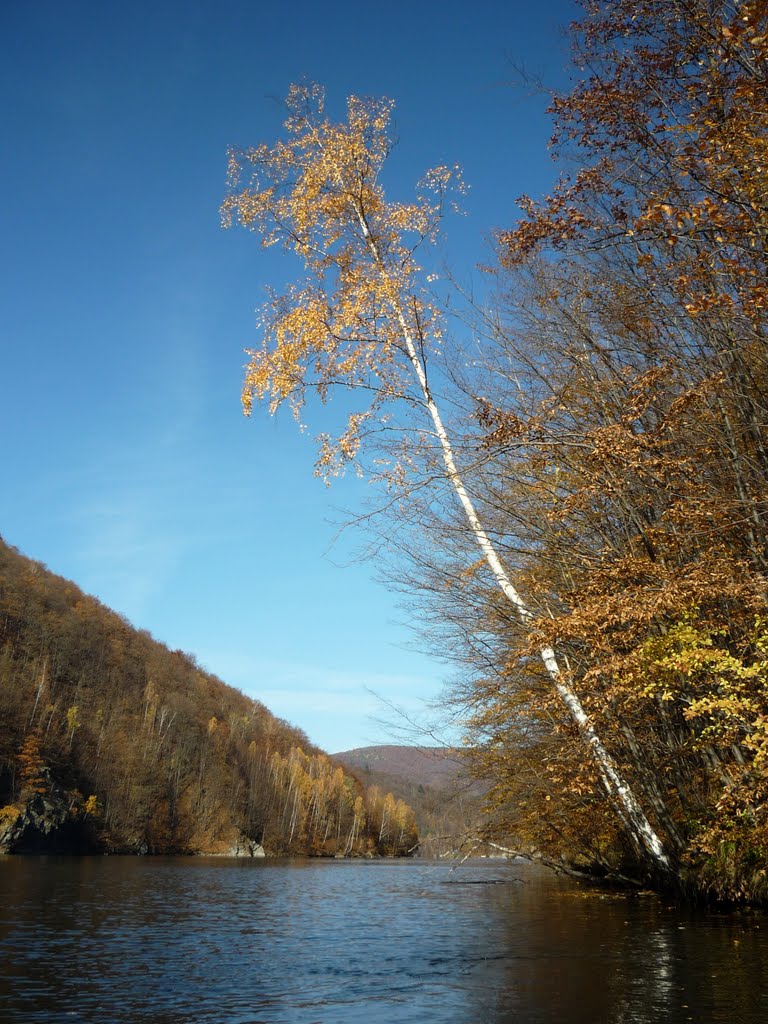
[{"xmin": 0, "ymin": 856, "xmax": 765, "ymax": 1023}]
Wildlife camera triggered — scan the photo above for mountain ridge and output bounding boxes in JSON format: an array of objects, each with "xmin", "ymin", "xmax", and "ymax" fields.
[{"xmin": 333, "ymin": 743, "xmax": 472, "ymax": 791}]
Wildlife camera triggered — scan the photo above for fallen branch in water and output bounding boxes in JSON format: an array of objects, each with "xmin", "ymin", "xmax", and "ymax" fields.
[{"xmin": 485, "ymin": 841, "xmax": 643, "ymax": 887}]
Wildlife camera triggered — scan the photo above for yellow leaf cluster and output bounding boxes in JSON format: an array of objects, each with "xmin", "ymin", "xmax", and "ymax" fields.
[{"xmin": 223, "ymin": 82, "xmax": 462, "ymax": 480}]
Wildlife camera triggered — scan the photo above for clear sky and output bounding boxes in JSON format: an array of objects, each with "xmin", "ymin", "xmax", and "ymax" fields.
[{"xmin": 1, "ymin": 0, "xmax": 578, "ymax": 753}]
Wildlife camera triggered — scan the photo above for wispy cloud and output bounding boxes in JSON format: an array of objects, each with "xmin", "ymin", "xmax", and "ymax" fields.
[
  {"xmin": 71, "ymin": 490, "xmax": 186, "ymax": 621},
  {"xmin": 193, "ymin": 649, "xmax": 448, "ymax": 752}
]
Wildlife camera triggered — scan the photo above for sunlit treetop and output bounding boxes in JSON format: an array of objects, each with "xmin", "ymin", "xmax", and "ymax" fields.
[
  {"xmin": 221, "ymin": 82, "xmax": 466, "ymax": 478},
  {"xmin": 501, "ymin": 0, "xmax": 768, "ymax": 320}
]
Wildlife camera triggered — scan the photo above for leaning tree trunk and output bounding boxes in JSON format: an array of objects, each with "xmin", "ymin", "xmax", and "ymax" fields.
[{"xmin": 357, "ymin": 210, "xmax": 672, "ymax": 880}]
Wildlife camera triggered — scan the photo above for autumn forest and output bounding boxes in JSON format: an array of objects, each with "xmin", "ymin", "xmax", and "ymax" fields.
[{"xmin": 2, "ymin": 0, "xmax": 767, "ymax": 906}]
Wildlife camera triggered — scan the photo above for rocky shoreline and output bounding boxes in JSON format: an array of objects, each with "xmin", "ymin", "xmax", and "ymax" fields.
[{"xmin": 0, "ymin": 788, "xmax": 266, "ymax": 858}]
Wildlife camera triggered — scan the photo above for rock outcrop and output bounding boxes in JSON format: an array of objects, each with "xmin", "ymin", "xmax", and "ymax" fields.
[{"xmin": 0, "ymin": 788, "xmax": 96, "ymax": 854}]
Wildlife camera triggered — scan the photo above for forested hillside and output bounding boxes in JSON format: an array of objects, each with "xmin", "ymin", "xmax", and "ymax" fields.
[{"xmin": 0, "ymin": 538, "xmax": 416, "ymax": 857}]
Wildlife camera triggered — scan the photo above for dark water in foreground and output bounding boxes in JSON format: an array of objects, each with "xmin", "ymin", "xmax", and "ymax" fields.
[{"xmin": 0, "ymin": 857, "xmax": 766, "ymax": 1023}]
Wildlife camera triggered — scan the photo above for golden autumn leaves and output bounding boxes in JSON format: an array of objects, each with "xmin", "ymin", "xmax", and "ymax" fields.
[{"xmin": 221, "ymin": 83, "xmax": 463, "ymax": 478}]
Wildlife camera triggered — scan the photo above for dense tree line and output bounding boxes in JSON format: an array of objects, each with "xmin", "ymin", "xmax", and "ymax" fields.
[
  {"xmin": 442, "ymin": 0, "xmax": 768, "ymax": 900},
  {"xmin": 395, "ymin": 0, "xmax": 768, "ymax": 898},
  {"xmin": 223, "ymin": 0, "xmax": 767, "ymax": 899},
  {"xmin": 0, "ymin": 538, "xmax": 416, "ymax": 857}
]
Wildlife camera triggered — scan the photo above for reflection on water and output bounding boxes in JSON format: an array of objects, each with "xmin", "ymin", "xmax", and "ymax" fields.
[{"xmin": 0, "ymin": 856, "xmax": 766, "ymax": 1023}]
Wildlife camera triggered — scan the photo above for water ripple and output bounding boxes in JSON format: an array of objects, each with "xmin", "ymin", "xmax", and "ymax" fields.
[{"xmin": 0, "ymin": 857, "xmax": 765, "ymax": 1023}]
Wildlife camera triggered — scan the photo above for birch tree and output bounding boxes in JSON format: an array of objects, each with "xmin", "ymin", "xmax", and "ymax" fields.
[{"xmin": 221, "ymin": 83, "xmax": 672, "ymax": 879}]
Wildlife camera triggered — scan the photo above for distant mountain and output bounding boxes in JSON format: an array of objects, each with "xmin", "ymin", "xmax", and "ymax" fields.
[
  {"xmin": 334, "ymin": 744, "xmax": 473, "ymax": 791},
  {"xmin": 0, "ymin": 538, "xmax": 416, "ymax": 858},
  {"xmin": 334, "ymin": 744, "xmax": 488, "ymax": 856}
]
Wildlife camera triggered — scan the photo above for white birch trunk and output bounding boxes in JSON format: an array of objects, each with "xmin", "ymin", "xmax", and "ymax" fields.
[{"xmin": 357, "ymin": 213, "xmax": 671, "ymax": 877}]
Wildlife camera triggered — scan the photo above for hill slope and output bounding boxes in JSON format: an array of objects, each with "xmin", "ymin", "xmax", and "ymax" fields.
[
  {"xmin": 0, "ymin": 538, "xmax": 416, "ymax": 857},
  {"xmin": 334, "ymin": 744, "xmax": 470, "ymax": 789}
]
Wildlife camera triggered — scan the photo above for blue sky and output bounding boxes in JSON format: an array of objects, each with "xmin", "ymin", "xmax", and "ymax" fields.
[{"xmin": 1, "ymin": 0, "xmax": 578, "ymax": 752}]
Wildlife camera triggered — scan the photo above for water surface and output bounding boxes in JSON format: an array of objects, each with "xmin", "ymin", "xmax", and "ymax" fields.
[{"xmin": 0, "ymin": 856, "xmax": 765, "ymax": 1023}]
